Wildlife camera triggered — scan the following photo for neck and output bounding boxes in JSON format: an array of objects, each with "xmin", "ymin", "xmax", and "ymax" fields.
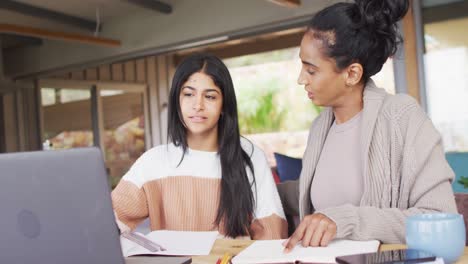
[
  {"xmin": 333, "ymin": 83, "xmax": 364, "ymax": 124},
  {"xmin": 186, "ymin": 130, "xmax": 218, "ymax": 152}
]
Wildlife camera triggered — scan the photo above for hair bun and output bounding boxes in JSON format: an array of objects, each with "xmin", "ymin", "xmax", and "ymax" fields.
[{"xmin": 355, "ymin": 0, "xmax": 409, "ymax": 33}]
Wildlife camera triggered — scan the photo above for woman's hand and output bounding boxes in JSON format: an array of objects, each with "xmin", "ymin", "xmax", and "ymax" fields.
[{"xmin": 283, "ymin": 213, "xmax": 337, "ymax": 253}]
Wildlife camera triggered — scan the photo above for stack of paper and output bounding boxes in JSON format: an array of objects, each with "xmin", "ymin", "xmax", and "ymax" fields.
[
  {"xmin": 232, "ymin": 239, "xmax": 380, "ymax": 264},
  {"xmin": 121, "ymin": 230, "xmax": 218, "ymax": 257}
]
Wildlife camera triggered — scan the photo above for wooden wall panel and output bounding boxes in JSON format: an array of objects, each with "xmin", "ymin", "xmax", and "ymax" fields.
[
  {"xmin": 23, "ymin": 86, "xmax": 41, "ymax": 151},
  {"xmin": 111, "ymin": 63, "xmax": 124, "ymax": 82},
  {"xmin": 0, "ymin": 94, "xmax": 4, "ymax": 152},
  {"xmin": 136, "ymin": 59, "xmax": 146, "ymax": 83},
  {"xmin": 3, "ymin": 93, "xmax": 18, "ymax": 152},
  {"xmin": 85, "ymin": 68, "xmax": 98, "ymax": 80},
  {"xmin": 124, "ymin": 61, "xmax": 136, "ymax": 82},
  {"xmin": 52, "ymin": 73, "xmax": 70, "ymax": 80},
  {"xmin": 157, "ymin": 56, "xmax": 169, "ymax": 107},
  {"xmin": 167, "ymin": 55, "xmax": 176, "ymax": 90},
  {"xmin": 71, "ymin": 70, "xmax": 85, "ymax": 81},
  {"xmin": 98, "ymin": 65, "xmax": 112, "ymax": 81},
  {"xmin": 15, "ymin": 90, "xmax": 26, "ymax": 150},
  {"xmin": 402, "ymin": 0, "xmax": 421, "ymax": 101},
  {"xmin": 146, "ymin": 56, "xmax": 161, "ymax": 146}
]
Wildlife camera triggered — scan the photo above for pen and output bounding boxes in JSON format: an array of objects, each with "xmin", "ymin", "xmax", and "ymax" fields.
[
  {"xmin": 220, "ymin": 252, "xmax": 232, "ymax": 264},
  {"xmin": 121, "ymin": 231, "xmax": 166, "ymax": 252}
]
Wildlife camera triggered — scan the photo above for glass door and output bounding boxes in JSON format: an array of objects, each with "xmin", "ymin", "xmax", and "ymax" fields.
[
  {"xmin": 40, "ymin": 86, "xmax": 94, "ymax": 150},
  {"xmin": 40, "ymin": 80, "xmax": 149, "ymax": 189},
  {"xmin": 98, "ymin": 83, "xmax": 149, "ymax": 188},
  {"xmin": 423, "ymin": 0, "xmax": 468, "ymax": 151}
]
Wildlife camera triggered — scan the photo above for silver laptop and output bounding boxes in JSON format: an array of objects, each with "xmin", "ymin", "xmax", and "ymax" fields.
[{"xmin": 0, "ymin": 147, "xmax": 125, "ymax": 264}]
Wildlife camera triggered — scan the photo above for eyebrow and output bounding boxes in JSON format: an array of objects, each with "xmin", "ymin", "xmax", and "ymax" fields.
[
  {"xmin": 301, "ymin": 60, "xmax": 319, "ymax": 68},
  {"xmin": 182, "ymin": 86, "xmax": 221, "ymax": 94}
]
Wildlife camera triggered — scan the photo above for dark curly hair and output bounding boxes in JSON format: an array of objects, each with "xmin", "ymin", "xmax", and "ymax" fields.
[{"xmin": 307, "ymin": 0, "xmax": 409, "ymax": 81}]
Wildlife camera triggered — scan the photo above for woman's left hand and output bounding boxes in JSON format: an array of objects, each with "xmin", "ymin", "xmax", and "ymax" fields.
[{"xmin": 283, "ymin": 213, "xmax": 337, "ymax": 253}]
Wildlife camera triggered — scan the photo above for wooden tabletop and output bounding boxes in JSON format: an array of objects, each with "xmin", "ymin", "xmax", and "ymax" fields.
[{"xmin": 192, "ymin": 239, "xmax": 468, "ymax": 264}]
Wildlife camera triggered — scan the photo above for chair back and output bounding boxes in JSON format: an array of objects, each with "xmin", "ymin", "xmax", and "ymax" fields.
[
  {"xmin": 446, "ymin": 152, "xmax": 468, "ymax": 193},
  {"xmin": 455, "ymin": 193, "xmax": 468, "ymax": 245}
]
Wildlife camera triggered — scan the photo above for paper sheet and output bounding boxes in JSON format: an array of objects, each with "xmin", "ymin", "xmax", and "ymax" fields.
[
  {"xmin": 121, "ymin": 230, "xmax": 218, "ymax": 257},
  {"xmin": 232, "ymin": 239, "xmax": 380, "ymax": 264}
]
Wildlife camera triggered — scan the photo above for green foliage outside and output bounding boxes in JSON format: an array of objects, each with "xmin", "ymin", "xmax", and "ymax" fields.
[
  {"xmin": 458, "ymin": 176, "xmax": 468, "ymax": 188},
  {"xmin": 226, "ymin": 47, "xmax": 322, "ymax": 135},
  {"xmin": 236, "ymin": 78, "xmax": 286, "ymax": 134}
]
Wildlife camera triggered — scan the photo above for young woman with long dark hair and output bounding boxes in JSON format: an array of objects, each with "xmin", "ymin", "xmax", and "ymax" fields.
[
  {"xmin": 112, "ymin": 53, "xmax": 287, "ymax": 239},
  {"xmin": 282, "ymin": 0, "xmax": 457, "ymax": 250}
]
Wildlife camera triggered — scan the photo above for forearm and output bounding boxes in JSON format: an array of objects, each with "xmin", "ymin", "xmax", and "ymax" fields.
[
  {"xmin": 318, "ymin": 181, "xmax": 457, "ymax": 243},
  {"xmin": 111, "ymin": 180, "xmax": 149, "ymax": 230}
]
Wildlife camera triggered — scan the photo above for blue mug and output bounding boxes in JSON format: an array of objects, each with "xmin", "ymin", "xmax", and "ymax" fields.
[{"xmin": 405, "ymin": 213, "xmax": 465, "ymax": 264}]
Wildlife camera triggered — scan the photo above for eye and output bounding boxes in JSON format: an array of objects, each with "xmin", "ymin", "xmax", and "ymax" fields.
[
  {"xmin": 307, "ymin": 70, "xmax": 316, "ymax": 75},
  {"xmin": 183, "ymin": 92, "xmax": 194, "ymax": 97},
  {"xmin": 205, "ymin": 95, "xmax": 216, "ymax": 100}
]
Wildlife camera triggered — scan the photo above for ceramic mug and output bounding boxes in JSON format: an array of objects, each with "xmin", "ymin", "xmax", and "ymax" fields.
[{"xmin": 406, "ymin": 213, "xmax": 465, "ymax": 264}]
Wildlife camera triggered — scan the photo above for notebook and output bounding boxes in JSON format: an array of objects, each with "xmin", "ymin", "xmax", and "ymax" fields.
[
  {"xmin": 121, "ymin": 230, "xmax": 218, "ymax": 257},
  {"xmin": 231, "ymin": 239, "xmax": 380, "ymax": 264}
]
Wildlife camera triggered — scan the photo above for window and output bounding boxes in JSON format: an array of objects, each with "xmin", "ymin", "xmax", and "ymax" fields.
[
  {"xmin": 423, "ymin": 1, "xmax": 468, "ymax": 151},
  {"xmin": 41, "ymin": 87, "xmax": 93, "ymax": 150},
  {"xmin": 225, "ymin": 47, "xmax": 319, "ymax": 166},
  {"xmin": 40, "ymin": 81, "xmax": 148, "ymax": 188}
]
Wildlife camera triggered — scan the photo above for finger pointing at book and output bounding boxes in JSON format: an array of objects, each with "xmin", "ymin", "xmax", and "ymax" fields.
[{"xmin": 283, "ymin": 213, "xmax": 337, "ymax": 253}]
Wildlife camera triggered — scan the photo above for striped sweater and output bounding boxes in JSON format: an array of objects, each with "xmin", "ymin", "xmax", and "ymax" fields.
[
  {"xmin": 299, "ymin": 79, "xmax": 457, "ymax": 243},
  {"xmin": 112, "ymin": 139, "xmax": 288, "ymax": 239}
]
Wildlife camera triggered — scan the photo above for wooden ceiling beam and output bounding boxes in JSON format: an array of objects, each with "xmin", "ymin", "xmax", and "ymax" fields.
[
  {"xmin": 123, "ymin": 0, "xmax": 172, "ymax": 14},
  {"xmin": 267, "ymin": 0, "xmax": 301, "ymax": 8},
  {"xmin": 174, "ymin": 30, "xmax": 304, "ymax": 65},
  {"xmin": 0, "ymin": 24, "xmax": 120, "ymax": 47},
  {"xmin": 0, "ymin": 0, "xmax": 97, "ymax": 32}
]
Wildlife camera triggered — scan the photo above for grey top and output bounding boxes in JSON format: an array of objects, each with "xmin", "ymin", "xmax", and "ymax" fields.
[
  {"xmin": 311, "ymin": 111, "xmax": 363, "ymax": 211},
  {"xmin": 298, "ymin": 79, "xmax": 457, "ymax": 243}
]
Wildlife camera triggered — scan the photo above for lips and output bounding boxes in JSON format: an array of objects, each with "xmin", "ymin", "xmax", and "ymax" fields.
[
  {"xmin": 307, "ymin": 91, "xmax": 314, "ymax": 99},
  {"xmin": 189, "ymin": 116, "xmax": 207, "ymax": 123}
]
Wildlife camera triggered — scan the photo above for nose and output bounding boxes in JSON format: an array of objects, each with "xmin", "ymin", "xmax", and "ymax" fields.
[
  {"xmin": 297, "ymin": 68, "xmax": 307, "ymax": 86},
  {"xmin": 192, "ymin": 95, "xmax": 204, "ymax": 111}
]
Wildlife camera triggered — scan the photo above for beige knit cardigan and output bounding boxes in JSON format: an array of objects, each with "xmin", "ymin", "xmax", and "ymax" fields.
[{"xmin": 298, "ymin": 79, "xmax": 457, "ymax": 243}]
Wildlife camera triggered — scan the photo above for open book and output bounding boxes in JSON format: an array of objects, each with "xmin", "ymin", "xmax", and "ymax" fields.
[
  {"xmin": 232, "ymin": 239, "xmax": 380, "ymax": 264},
  {"xmin": 121, "ymin": 230, "xmax": 218, "ymax": 257}
]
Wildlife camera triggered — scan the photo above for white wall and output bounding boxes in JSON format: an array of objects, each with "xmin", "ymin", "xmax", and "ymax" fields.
[{"xmin": 4, "ymin": 0, "xmax": 342, "ymax": 78}]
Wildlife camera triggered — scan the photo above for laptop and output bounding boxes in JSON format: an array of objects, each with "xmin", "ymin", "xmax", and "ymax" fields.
[{"xmin": 0, "ymin": 147, "xmax": 125, "ymax": 264}]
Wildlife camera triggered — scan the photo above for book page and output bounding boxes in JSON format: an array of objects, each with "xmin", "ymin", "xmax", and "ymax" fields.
[
  {"xmin": 232, "ymin": 239, "xmax": 380, "ymax": 264},
  {"xmin": 121, "ymin": 230, "xmax": 218, "ymax": 257}
]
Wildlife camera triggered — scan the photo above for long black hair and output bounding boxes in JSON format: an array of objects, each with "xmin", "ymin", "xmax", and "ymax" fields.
[
  {"xmin": 167, "ymin": 53, "xmax": 255, "ymax": 238},
  {"xmin": 307, "ymin": 0, "xmax": 409, "ymax": 81}
]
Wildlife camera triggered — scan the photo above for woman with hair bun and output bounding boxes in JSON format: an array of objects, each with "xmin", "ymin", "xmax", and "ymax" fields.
[{"xmin": 283, "ymin": 0, "xmax": 457, "ymax": 250}]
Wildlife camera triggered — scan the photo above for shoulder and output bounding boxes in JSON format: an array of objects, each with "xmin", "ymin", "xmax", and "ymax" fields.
[
  {"xmin": 127, "ymin": 144, "xmax": 177, "ymax": 176},
  {"xmin": 377, "ymin": 94, "xmax": 439, "ymax": 145},
  {"xmin": 382, "ymin": 93, "xmax": 420, "ymax": 113},
  {"xmin": 379, "ymin": 93, "xmax": 428, "ymax": 124},
  {"xmin": 137, "ymin": 144, "xmax": 172, "ymax": 163}
]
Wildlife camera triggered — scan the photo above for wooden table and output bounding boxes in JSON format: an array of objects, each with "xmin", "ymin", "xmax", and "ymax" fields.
[{"xmin": 191, "ymin": 239, "xmax": 468, "ymax": 264}]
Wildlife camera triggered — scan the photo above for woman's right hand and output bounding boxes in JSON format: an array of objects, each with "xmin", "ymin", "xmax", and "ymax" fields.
[{"xmin": 283, "ymin": 213, "xmax": 337, "ymax": 253}]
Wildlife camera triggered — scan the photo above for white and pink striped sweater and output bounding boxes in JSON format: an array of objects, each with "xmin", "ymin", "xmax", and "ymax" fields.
[{"xmin": 112, "ymin": 139, "xmax": 288, "ymax": 239}]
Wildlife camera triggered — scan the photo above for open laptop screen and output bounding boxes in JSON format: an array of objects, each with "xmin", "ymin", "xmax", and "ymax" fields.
[{"xmin": 0, "ymin": 148, "xmax": 125, "ymax": 264}]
